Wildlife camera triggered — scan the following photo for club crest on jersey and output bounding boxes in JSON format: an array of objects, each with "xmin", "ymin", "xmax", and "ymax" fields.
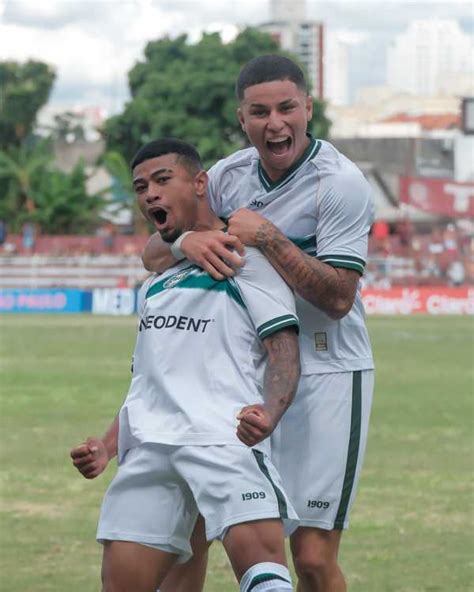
[
  {"xmin": 314, "ymin": 332, "xmax": 328, "ymax": 351},
  {"xmin": 163, "ymin": 268, "xmax": 193, "ymax": 289}
]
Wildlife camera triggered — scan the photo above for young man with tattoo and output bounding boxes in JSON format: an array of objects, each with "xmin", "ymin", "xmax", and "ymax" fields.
[
  {"xmin": 142, "ymin": 55, "xmax": 375, "ymax": 592},
  {"xmin": 70, "ymin": 138, "xmax": 301, "ymax": 592}
]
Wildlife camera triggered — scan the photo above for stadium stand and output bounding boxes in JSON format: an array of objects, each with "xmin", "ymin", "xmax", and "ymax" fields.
[
  {"xmin": 1, "ymin": 221, "xmax": 472, "ymax": 290},
  {"xmin": 0, "ymin": 255, "xmax": 149, "ymax": 289},
  {"xmin": 0, "ymin": 235, "xmax": 150, "ymax": 289},
  {"xmin": 366, "ymin": 219, "xmax": 473, "ymax": 287}
]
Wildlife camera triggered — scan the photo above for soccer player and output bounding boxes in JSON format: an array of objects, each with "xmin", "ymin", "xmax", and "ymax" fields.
[
  {"xmin": 70, "ymin": 138, "xmax": 301, "ymax": 592},
  {"xmin": 142, "ymin": 56, "xmax": 375, "ymax": 592}
]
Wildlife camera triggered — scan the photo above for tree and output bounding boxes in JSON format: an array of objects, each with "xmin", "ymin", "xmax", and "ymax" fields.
[
  {"xmin": 101, "ymin": 150, "xmax": 150, "ymax": 235},
  {"xmin": 0, "ymin": 60, "xmax": 56, "ymax": 151},
  {"xmin": 0, "ymin": 138, "xmax": 53, "ymax": 224},
  {"xmin": 31, "ymin": 161, "xmax": 103, "ymax": 234},
  {"xmin": 46, "ymin": 111, "xmax": 87, "ymax": 143},
  {"xmin": 0, "ymin": 139, "xmax": 103, "ymax": 234},
  {"xmin": 311, "ymin": 98, "xmax": 331, "ymax": 141},
  {"xmin": 104, "ymin": 28, "xmax": 330, "ymax": 168},
  {"xmin": 0, "ymin": 59, "xmax": 111, "ymax": 237}
]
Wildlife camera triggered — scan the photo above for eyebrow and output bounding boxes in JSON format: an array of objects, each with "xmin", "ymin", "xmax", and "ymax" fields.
[
  {"xmin": 132, "ymin": 167, "xmax": 173, "ymax": 185},
  {"xmin": 248, "ymin": 98, "xmax": 295, "ymax": 109}
]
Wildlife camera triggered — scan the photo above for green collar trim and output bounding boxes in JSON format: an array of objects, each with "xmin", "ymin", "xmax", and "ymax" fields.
[{"xmin": 258, "ymin": 137, "xmax": 321, "ymax": 193}]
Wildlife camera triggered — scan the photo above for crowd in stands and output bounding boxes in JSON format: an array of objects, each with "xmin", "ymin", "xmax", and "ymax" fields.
[
  {"xmin": 1, "ymin": 218, "xmax": 473, "ymax": 289},
  {"xmin": 0, "ymin": 223, "xmax": 148, "ymax": 258},
  {"xmin": 367, "ymin": 217, "xmax": 473, "ymax": 287}
]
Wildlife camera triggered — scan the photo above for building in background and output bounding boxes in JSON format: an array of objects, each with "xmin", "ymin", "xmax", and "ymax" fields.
[
  {"xmin": 327, "ymin": 93, "xmax": 463, "ymax": 139},
  {"xmin": 387, "ymin": 19, "xmax": 473, "ymax": 96},
  {"xmin": 258, "ymin": 0, "xmax": 324, "ymax": 99},
  {"xmin": 347, "ymin": 34, "xmax": 388, "ymax": 104},
  {"xmin": 37, "ymin": 104, "xmax": 107, "ymax": 142},
  {"xmin": 324, "ymin": 33, "xmax": 349, "ymax": 106}
]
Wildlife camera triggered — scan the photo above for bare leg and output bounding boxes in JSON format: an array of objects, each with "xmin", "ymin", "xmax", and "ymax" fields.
[
  {"xmin": 101, "ymin": 540, "xmax": 178, "ymax": 592},
  {"xmin": 223, "ymin": 519, "xmax": 287, "ymax": 581},
  {"xmin": 160, "ymin": 515, "xmax": 210, "ymax": 592},
  {"xmin": 291, "ymin": 528, "xmax": 346, "ymax": 592}
]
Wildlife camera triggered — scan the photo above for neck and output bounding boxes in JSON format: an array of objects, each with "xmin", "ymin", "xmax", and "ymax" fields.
[{"xmin": 192, "ymin": 210, "xmax": 225, "ymax": 233}]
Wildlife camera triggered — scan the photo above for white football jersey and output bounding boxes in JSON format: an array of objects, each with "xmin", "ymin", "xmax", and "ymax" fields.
[
  {"xmin": 207, "ymin": 138, "xmax": 374, "ymax": 374},
  {"xmin": 118, "ymin": 247, "xmax": 299, "ymax": 460}
]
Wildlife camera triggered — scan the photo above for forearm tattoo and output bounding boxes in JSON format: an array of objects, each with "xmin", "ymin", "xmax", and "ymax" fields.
[
  {"xmin": 263, "ymin": 329, "xmax": 300, "ymax": 423},
  {"xmin": 256, "ymin": 221, "xmax": 357, "ymax": 318}
]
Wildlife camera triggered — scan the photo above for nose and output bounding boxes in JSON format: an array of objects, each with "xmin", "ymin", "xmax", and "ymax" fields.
[
  {"xmin": 267, "ymin": 109, "xmax": 284, "ymax": 132},
  {"xmin": 145, "ymin": 181, "xmax": 161, "ymax": 204}
]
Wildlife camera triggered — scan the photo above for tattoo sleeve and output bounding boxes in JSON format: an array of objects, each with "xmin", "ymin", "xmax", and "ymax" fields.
[
  {"xmin": 262, "ymin": 328, "xmax": 300, "ymax": 424},
  {"xmin": 256, "ymin": 222, "xmax": 360, "ymax": 320}
]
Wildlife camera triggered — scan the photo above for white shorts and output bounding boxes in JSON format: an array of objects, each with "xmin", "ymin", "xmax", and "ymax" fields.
[
  {"xmin": 97, "ymin": 443, "xmax": 298, "ymax": 562},
  {"xmin": 271, "ymin": 370, "xmax": 374, "ymax": 531}
]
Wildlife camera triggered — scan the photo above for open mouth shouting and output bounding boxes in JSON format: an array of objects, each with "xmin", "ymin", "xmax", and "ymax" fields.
[
  {"xmin": 149, "ymin": 206, "xmax": 169, "ymax": 229},
  {"xmin": 266, "ymin": 136, "xmax": 292, "ymax": 157}
]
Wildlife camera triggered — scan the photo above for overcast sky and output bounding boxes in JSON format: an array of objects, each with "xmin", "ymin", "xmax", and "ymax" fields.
[{"xmin": 1, "ymin": 0, "xmax": 473, "ymax": 114}]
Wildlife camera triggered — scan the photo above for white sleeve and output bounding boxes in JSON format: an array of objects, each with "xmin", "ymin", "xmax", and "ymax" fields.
[
  {"xmin": 207, "ymin": 162, "xmax": 224, "ymax": 217},
  {"xmin": 233, "ymin": 248, "xmax": 299, "ymax": 340},
  {"xmin": 316, "ymin": 168, "xmax": 374, "ymax": 275}
]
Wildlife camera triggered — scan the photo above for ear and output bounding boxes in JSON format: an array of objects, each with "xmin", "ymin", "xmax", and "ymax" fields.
[
  {"xmin": 194, "ymin": 170, "xmax": 208, "ymax": 198},
  {"xmin": 237, "ymin": 107, "xmax": 246, "ymax": 132},
  {"xmin": 306, "ymin": 94, "xmax": 313, "ymax": 122}
]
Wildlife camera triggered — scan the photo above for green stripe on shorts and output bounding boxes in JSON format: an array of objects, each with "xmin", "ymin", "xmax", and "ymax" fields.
[
  {"xmin": 334, "ymin": 370, "xmax": 362, "ymax": 529},
  {"xmin": 252, "ymin": 450, "xmax": 288, "ymax": 519}
]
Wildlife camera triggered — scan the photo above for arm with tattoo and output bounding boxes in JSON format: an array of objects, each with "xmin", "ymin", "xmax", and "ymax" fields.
[
  {"xmin": 236, "ymin": 327, "xmax": 300, "ymax": 447},
  {"xmin": 254, "ymin": 221, "xmax": 359, "ymax": 320},
  {"xmin": 262, "ymin": 327, "xmax": 301, "ymax": 422}
]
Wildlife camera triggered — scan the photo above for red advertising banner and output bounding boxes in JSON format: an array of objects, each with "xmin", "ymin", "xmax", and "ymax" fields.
[
  {"xmin": 362, "ymin": 287, "xmax": 474, "ymax": 315},
  {"xmin": 399, "ymin": 176, "xmax": 474, "ymax": 218}
]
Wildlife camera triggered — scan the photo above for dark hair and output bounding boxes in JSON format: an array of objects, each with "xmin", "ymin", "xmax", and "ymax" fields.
[
  {"xmin": 235, "ymin": 54, "xmax": 308, "ymax": 100},
  {"xmin": 130, "ymin": 138, "xmax": 202, "ymax": 173}
]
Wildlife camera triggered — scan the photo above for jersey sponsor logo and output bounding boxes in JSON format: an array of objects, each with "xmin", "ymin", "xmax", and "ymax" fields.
[
  {"xmin": 249, "ymin": 199, "xmax": 264, "ymax": 208},
  {"xmin": 139, "ymin": 314, "xmax": 213, "ymax": 333},
  {"xmin": 314, "ymin": 332, "xmax": 328, "ymax": 351},
  {"xmin": 163, "ymin": 268, "xmax": 194, "ymax": 289}
]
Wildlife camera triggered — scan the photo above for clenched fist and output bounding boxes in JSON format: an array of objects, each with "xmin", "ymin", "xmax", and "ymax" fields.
[
  {"xmin": 236, "ymin": 404, "xmax": 276, "ymax": 447},
  {"xmin": 70, "ymin": 437, "xmax": 109, "ymax": 479}
]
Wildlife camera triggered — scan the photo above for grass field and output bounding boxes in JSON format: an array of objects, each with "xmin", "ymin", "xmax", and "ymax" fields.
[{"xmin": 0, "ymin": 314, "xmax": 473, "ymax": 591}]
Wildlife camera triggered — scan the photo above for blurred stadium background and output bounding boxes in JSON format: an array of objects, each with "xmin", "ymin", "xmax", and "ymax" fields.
[{"xmin": 1, "ymin": 4, "xmax": 473, "ymax": 590}]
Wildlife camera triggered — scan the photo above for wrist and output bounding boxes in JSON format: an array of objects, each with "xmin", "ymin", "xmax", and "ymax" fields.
[
  {"xmin": 170, "ymin": 231, "xmax": 194, "ymax": 261},
  {"xmin": 101, "ymin": 437, "xmax": 116, "ymax": 461},
  {"xmin": 255, "ymin": 221, "xmax": 277, "ymax": 249}
]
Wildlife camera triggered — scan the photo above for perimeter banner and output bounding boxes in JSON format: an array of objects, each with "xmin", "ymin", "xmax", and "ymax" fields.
[
  {"xmin": 0, "ymin": 289, "xmax": 92, "ymax": 313},
  {"xmin": 399, "ymin": 176, "xmax": 474, "ymax": 218},
  {"xmin": 362, "ymin": 287, "xmax": 474, "ymax": 315},
  {"xmin": 2, "ymin": 287, "xmax": 473, "ymax": 315}
]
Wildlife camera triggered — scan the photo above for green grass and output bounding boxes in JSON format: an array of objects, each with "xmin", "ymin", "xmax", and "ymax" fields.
[{"xmin": 0, "ymin": 314, "xmax": 473, "ymax": 591}]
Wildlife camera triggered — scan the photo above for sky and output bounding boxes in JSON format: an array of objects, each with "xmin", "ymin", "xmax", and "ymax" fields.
[{"xmin": 1, "ymin": 0, "xmax": 473, "ymax": 115}]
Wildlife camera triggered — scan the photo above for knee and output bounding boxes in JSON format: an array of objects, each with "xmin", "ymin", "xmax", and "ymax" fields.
[{"xmin": 293, "ymin": 549, "xmax": 336, "ymax": 580}]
